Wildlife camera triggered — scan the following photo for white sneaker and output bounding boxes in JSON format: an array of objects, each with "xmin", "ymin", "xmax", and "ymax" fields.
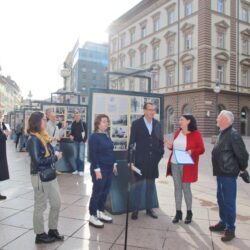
[
  {"xmin": 97, "ymin": 210, "xmax": 113, "ymax": 223},
  {"xmin": 89, "ymin": 215, "xmax": 104, "ymax": 228},
  {"xmin": 79, "ymin": 171, "xmax": 84, "ymax": 176},
  {"xmin": 72, "ymin": 170, "xmax": 78, "ymax": 175}
]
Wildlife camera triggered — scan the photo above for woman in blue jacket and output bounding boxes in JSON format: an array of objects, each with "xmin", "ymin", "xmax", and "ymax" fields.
[{"xmin": 88, "ymin": 114, "xmax": 116, "ymax": 228}]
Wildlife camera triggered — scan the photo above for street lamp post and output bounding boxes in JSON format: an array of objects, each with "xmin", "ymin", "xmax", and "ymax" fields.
[
  {"xmin": 27, "ymin": 90, "xmax": 32, "ymax": 108},
  {"xmin": 213, "ymin": 79, "xmax": 221, "ymax": 135}
]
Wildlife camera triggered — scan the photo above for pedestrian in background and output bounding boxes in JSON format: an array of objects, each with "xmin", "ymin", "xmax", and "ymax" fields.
[
  {"xmin": 210, "ymin": 110, "xmax": 249, "ymax": 242},
  {"xmin": 0, "ymin": 110, "xmax": 10, "ymax": 200},
  {"xmin": 165, "ymin": 115, "xmax": 205, "ymax": 224},
  {"xmin": 70, "ymin": 111, "xmax": 87, "ymax": 176},
  {"xmin": 88, "ymin": 114, "xmax": 117, "ymax": 228},
  {"xmin": 26, "ymin": 111, "xmax": 64, "ymax": 244}
]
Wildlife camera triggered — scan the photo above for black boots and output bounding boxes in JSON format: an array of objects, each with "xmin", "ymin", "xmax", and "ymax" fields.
[
  {"xmin": 184, "ymin": 210, "xmax": 193, "ymax": 224},
  {"xmin": 48, "ymin": 229, "xmax": 64, "ymax": 241},
  {"xmin": 131, "ymin": 210, "xmax": 138, "ymax": 220},
  {"xmin": 221, "ymin": 229, "xmax": 235, "ymax": 242},
  {"xmin": 172, "ymin": 210, "xmax": 182, "ymax": 223},
  {"xmin": 35, "ymin": 233, "xmax": 55, "ymax": 244}
]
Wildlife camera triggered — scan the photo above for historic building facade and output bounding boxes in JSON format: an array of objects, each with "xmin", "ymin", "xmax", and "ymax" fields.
[{"xmin": 108, "ymin": 0, "xmax": 250, "ymax": 136}]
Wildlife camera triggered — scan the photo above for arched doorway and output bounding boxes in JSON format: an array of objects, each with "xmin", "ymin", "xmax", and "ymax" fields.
[
  {"xmin": 240, "ymin": 107, "xmax": 248, "ymax": 136},
  {"xmin": 217, "ymin": 104, "xmax": 226, "ymax": 115},
  {"xmin": 165, "ymin": 106, "xmax": 175, "ymax": 135},
  {"xmin": 182, "ymin": 104, "xmax": 192, "ymax": 114}
]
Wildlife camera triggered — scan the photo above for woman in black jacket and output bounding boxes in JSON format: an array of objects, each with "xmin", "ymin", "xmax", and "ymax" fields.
[
  {"xmin": 0, "ymin": 110, "xmax": 9, "ymax": 200},
  {"xmin": 26, "ymin": 112, "xmax": 64, "ymax": 244}
]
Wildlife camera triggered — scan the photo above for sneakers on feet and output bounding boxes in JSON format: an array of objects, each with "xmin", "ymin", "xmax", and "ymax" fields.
[
  {"xmin": 97, "ymin": 210, "xmax": 113, "ymax": 223},
  {"xmin": 72, "ymin": 170, "xmax": 78, "ymax": 175},
  {"xmin": 89, "ymin": 215, "xmax": 104, "ymax": 228},
  {"xmin": 79, "ymin": 171, "xmax": 84, "ymax": 176}
]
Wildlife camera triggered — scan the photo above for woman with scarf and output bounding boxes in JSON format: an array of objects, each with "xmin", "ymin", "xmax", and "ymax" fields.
[{"xmin": 26, "ymin": 111, "xmax": 64, "ymax": 244}]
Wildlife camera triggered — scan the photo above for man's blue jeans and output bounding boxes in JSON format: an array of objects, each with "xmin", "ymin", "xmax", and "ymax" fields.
[
  {"xmin": 74, "ymin": 142, "xmax": 85, "ymax": 172},
  {"xmin": 217, "ymin": 176, "xmax": 237, "ymax": 231}
]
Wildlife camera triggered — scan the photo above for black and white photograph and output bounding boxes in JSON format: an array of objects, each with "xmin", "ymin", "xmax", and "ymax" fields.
[
  {"xmin": 112, "ymin": 115, "xmax": 128, "ymax": 126},
  {"xmin": 131, "ymin": 96, "xmax": 142, "ymax": 113},
  {"xmin": 111, "ymin": 126, "xmax": 128, "ymax": 139},
  {"xmin": 113, "ymin": 139, "xmax": 128, "ymax": 151},
  {"xmin": 130, "ymin": 114, "xmax": 143, "ymax": 123}
]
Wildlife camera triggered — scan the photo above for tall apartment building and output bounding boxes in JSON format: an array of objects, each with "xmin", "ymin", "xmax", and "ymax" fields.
[
  {"xmin": 69, "ymin": 41, "xmax": 108, "ymax": 103},
  {"xmin": 108, "ymin": 0, "xmax": 250, "ymax": 136}
]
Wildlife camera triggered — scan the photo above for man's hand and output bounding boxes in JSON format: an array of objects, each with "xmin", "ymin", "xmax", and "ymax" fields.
[
  {"xmin": 95, "ymin": 171, "xmax": 102, "ymax": 180},
  {"xmin": 69, "ymin": 135, "xmax": 74, "ymax": 141}
]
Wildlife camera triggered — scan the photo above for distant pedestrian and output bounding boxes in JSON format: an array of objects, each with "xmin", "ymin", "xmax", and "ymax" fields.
[
  {"xmin": 70, "ymin": 111, "xmax": 87, "ymax": 176},
  {"xmin": 15, "ymin": 119, "xmax": 24, "ymax": 151},
  {"xmin": 210, "ymin": 110, "xmax": 249, "ymax": 242},
  {"xmin": 165, "ymin": 115, "xmax": 205, "ymax": 224},
  {"xmin": 0, "ymin": 110, "xmax": 10, "ymax": 200}
]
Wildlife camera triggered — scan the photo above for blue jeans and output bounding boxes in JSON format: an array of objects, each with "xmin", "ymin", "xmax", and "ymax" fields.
[
  {"xmin": 133, "ymin": 175, "xmax": 155, "ymax": 210},
  {"xmin": 74, "ymin": 142, "xmax": 85, "ymax": 172},
  {"xmin": 89, "ymin": 167, "xmax": 113, "ymax": 216},
  {"xmin": 217, "ymin": 176, "xmax": 237, "ymax": 231}
]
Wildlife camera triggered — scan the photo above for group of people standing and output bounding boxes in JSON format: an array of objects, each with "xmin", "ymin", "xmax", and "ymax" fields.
[{"xmin": 0, "ymin": 102, "xmax": 248, "ymax": 245}]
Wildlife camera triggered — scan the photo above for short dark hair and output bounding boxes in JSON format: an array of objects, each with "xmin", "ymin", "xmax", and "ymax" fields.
[
  {"xmin": 182, "ymin": 114, "xmax": 198, "ymax": 131},
  {"xmin": 143, "ymin": 102, "xmax": 154, "ymax": 110},
  {"xmin": 94, "ymin": 114, "xmax": 110, "ymax": 132},
  {"xmin": 27, "ymin": 111, "xmax": 44, "ymax": 134}
]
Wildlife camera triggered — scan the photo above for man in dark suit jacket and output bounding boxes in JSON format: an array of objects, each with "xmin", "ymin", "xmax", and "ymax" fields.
[{"xmin": 128, "ymin": 102, "xmax": 164, "ymax": 220}]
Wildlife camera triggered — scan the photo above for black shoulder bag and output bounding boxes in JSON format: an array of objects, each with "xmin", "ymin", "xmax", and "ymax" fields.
[{"xmin": 39, "ymin": 164, "xmax": 56, "ymax": 182}]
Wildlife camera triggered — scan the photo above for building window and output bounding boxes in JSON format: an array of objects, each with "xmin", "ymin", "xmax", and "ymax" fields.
[
  {"xmin": 242, "ymin": 39, "xmax": 250, "ymax": 55},
  {"xmin": 112, "ymin": 38, "xmax": 117, "ymax": 53},
  {"xmin": 217, "ymin": 0, "xmax": 224, "ymax": 13},
  {"xmin": 217, "ymin": 64, "xmax": 225, "ymax": 83},
  {"xmin": 153, "ymin": 46, "xmax": 160, "ymax": 61},
  {"xmin": 184, "ymin": 33, "xmax": 192, "ymax": 50},
  {"xmin": 111, "ymin": 60, "xmax": 117, "ymax": 71},
  {"xmin": 242, "ymin": 7, "xmax": 249, "ymax": 22},
  {"xmin": 167, "ymin": 40, "xmax": 175, "ymax": 56},
  {"xmin": 120, "ymin": 34, "xmax": 126, "ymax": 49},
  {"xmin": 130, "ymin": 28, "xmax": 136, "ymax": 44},
  {"xmin": 153, "ymin": 18, "xmax": 160, "ymax": 32},
  {"xmin": 166, "ymin": 68, "xmax": 175, "ymax": 86},
  {"xmin": 152, "ymin": 71, "xmax": 160, "ymax": 89},
  {"xmin": 141, "ymin": 26, "xmax": 146, "ymax": 38},
  {"xmin": 166, "ymin": 106, "xmax": 174, "ymax": 134},
  {"xmin": 167, "ymin": 9, "xmax": 175, "ymax": 25},
  {"xmin": 119, "ymin": 55, "xmax": 125, "ymax": 68},
  {"xmin": 217, "ymin": 32, "xmax": 225, "ymax": 49},
  {"xmin": 184, "ymin": 65, "xmax": 192, "ymax": 83},
  {"xmin": 119, "ymin": 80, "xmax": 125, "ymax": 90},
  {"xmin": 129, "ymin": 79, "xmax": 135, "ymax": 91},
  {"xmin": 140, "ymin": 51, "xmax": 146, "ymax": 65},
  {"xmin": 182, "ymin": 104, "xmax": 192, "ymax": 114},
  {"xmin": 129, "ymin": 53, "xmax": 135, "ymax": 68},
  {"xmin": 242, "ymin": 68, "xmax": 250, "ymax": 87},
  {"xmin": 185, "ymin": 1, "xmax": 193, "ymax": 16},
  {"xmin": 140, "ymin": 78, "xmax": 147, "ymax": 92}
]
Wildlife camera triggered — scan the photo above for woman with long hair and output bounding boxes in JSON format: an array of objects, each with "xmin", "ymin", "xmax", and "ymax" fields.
[{"xmin": 26, "ymin": 111, "xmax": 64, "ymax": 244}]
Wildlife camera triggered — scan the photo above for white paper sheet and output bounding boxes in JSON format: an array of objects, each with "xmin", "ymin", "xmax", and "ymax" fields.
[{"xmin": 174, "ymin": 149, "xmax": 194, "ymax": 165}]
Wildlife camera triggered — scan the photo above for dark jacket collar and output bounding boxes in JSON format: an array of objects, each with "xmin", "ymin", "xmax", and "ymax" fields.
[{"xmin": 220, "ymin": 125, "xmax": 232, "ymax": 135}]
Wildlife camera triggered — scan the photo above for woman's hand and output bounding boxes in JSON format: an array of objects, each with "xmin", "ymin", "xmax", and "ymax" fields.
[
  {"xmin": 187, "ymin": 150, "xmax": 192, "ymax": 155},
  {"xmin": 95, "ymin": 170, "xmax": 102, "ymax": 180},
  {"xmin": 164, "ymin": 139, "xmax": 173, "ymax": 150},
  {"xmin": 55, "ymin": 151, "xmax": 62, "ymax": 160}
]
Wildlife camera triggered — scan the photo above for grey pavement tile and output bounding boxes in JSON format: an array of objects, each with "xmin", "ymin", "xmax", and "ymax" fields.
[
  {"xmin": 0, "ymin": 208, "xmax": 19, "ymax": 221},
  {"xmin": 1, "ymin": 210, "xmax": 34, "ymax": 229},
  {"xmin": 115, "ymin": 226, "xmax": 166, "ymax": 250},
  {"xmin": 0, "ymin": 224, "xmax": 28, "ymax": 248},
  {"xmin": 60, "ymin": 193, "xmax": 82, "ymax": 205},
  {"xmin": 2, "ymin": 230, "xmax": 66, "ymax": 250},
  {"xmin": 56, "ymin": 217, "xmax": 87, "ymax": 236},
  {"xmin": 163, "ymin": 231, "xmax": 213, "ymax": 250},
  {"xmin": 59, "ymin": 204, "xmax": 89, "ymax": 220},
  {"xmin": 56, "ymin": 237, "xmax": 112, "ymax": 250},
  {"xmin": 168, "ymin": 219, "xmax": 211, "ymax": 236},
  {"xmin": 72, "ymin": 223, "xmax": 124, "ymax": 243},
  {"xmin": 212, "ymin": 234, "xmax": 250, "ymax": 250},
  {"xmin": 111, "ymin": 244, "xmax": 154, "ymax": 250},
  {"xmin": 0, "ymin": 197, "xmax": 34, "ymax": 210},
  {"xmin": 73, "ymin": 195, "xmax": 90, "ymax": 207}
]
